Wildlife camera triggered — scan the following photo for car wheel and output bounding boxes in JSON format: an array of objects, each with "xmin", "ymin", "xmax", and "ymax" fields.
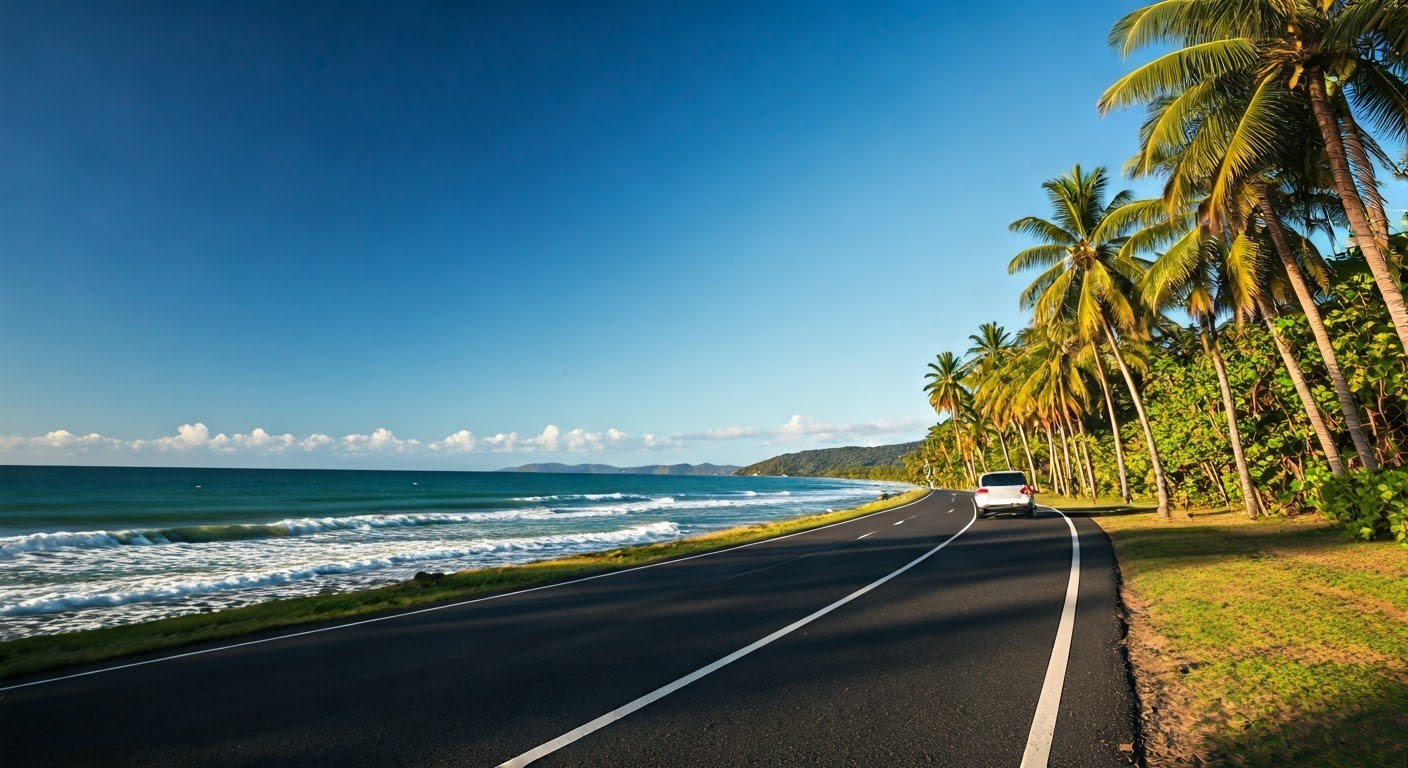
[{"xmin": 1025, "ymin": 504, "xmax": 1036, "ymax": 518}]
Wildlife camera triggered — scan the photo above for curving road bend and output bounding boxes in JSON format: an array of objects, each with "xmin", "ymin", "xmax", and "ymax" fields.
[{"xmin": 1, "ymin": 490, "xmax": 1137, "ymax": 767}]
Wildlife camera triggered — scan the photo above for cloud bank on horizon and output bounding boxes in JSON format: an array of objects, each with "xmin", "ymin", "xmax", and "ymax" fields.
[{"xmin": 0, "ymin": 415, "xmax": 926, "ymax": 466}]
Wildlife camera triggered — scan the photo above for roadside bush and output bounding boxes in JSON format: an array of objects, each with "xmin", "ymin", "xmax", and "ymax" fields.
[{"xmin": 1306, "ymin": 468, "xmax": 1408, "ymax": 544}]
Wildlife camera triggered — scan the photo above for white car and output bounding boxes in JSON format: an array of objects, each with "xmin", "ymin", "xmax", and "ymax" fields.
[{"xmin": 974, "ymin": 470, "xmax": 1036, "ymax": 518}]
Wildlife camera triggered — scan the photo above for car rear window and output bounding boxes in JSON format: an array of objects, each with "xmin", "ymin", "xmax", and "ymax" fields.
[{"xmin": 980, "ymin": 472, "xmax": 1027, "ymax": 487}]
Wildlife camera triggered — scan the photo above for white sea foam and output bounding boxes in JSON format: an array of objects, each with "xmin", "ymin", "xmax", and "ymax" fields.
[
  {"xmin": 0, "ymin": 505, "xmax": 655, "ymax": 557},
  {"xmin": 0, "ymin": 521, "xmax": 682, "ymax": 617}
]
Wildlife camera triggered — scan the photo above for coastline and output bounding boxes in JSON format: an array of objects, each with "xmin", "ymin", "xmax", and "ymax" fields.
[{"xmin": 0, "ymin": 487, "xmax": 927, "ymax": 683}]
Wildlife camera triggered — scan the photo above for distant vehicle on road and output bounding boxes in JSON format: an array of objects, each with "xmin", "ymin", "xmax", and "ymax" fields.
[{"xmin": 973, "ymin": 470, "xmax": 1035, "ymax": 518}]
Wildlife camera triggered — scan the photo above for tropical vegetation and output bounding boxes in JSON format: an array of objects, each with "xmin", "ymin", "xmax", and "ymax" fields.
[{"xmin": 904, "ymin": 0, "xmax": 1408, "ymax": 544}]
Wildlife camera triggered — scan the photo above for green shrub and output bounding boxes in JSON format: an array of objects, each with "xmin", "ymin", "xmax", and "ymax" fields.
[{"xmin": 1306, "ymin": 468, "xmax": 1408, "ymax": 544}]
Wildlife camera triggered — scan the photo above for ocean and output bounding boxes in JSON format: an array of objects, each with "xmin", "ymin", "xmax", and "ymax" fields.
[{"xmin": 0, "ymin": 465, "xmax": 912, "ymax": 641}]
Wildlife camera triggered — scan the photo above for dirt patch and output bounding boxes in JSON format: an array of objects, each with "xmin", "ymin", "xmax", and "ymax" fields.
[{"xmin": 1119, "ymin": 590, "xmax": 1217, "ymax": 766}]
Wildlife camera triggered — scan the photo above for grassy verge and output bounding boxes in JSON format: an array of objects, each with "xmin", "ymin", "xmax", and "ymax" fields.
[
  {"xmin": 0, "ymin": 489, "xmax": 927, "ymax": 683},
  {"xmin": 1092, "ymin": 509, "xmax": 1408, "ymax": 767},
  {"xmin": 1042, "ymin": 493, "xmax": 1157, "ymax": 514}
]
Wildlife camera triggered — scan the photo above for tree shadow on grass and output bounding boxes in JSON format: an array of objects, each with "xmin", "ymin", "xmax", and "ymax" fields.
[{"xmin": 1195, "ymin": 672, "xmax": 1408, "ymax": 767}]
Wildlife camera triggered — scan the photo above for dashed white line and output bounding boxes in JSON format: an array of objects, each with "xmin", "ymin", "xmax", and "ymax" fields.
[
  {"xmin": 1019, "ymin": 508, "xmax": 1082, "ymax": 768},
  {"xmin": 496, "ymin": 506, "xmax": 979, "ymax": 767},
  {"xmin": 892, "ymin": 520, "xmax": 905, "ymax": 526},
  {"xmin": 857, "ymin": 532, "xmax": 875, "ymax": 540}
]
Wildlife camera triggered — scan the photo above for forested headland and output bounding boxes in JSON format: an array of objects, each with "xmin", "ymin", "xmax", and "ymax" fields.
[{"xmin": 735, "ymin": 442, "xmax": 918, "ymax": 481}]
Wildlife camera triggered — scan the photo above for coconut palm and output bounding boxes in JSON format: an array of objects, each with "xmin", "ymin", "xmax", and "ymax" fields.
[
  {"xmin": 924, "ymin": 352, "xmax": 973, "ymax": 485},
  {"xmin": 1101, "ymin": 0, "xmax": 1408, "ymax": 356},
  {"xmin": 1009, "ymin": 165, "xmax": 1172, "ymax": 517},
  {"xmin": 1108, "ymin": 35, "xmax": 1379, "ymax": 474},
  {"xmin": 1140, "ymin": 216, "xmax": 1263, "ymax": 517}
]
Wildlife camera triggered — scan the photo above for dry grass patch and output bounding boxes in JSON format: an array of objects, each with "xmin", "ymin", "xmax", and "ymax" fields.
[{"xmin": 1093, "ymin": 510, "xmax": 1408, "ymax": 767}]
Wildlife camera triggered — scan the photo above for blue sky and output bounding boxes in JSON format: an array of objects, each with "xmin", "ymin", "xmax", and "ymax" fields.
[{"xmin": 2, "ymin": 1, "xmax": 1376, "ymax": 470}]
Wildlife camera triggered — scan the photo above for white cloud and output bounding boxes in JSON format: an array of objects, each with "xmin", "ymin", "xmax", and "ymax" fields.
[
  {"xmin": 0, "ymin": 415, "xmax": 917, "ymax": 462},
  {"xmin": 677, "ymin": 415, "xmax": 923, "ymax": 445},
  {"xmin": 428, "ymin": 429, "xmax": 477, "ymax": 453},
  {"xmin": 641, "ymin": 433, "xmax": 682, "ymax": 450},
  {"xmin": 340, "ymin": 427, "xmax": 420, "ymax": 454}
]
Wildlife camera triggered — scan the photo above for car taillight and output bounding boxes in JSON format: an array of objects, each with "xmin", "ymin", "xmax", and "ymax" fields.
[
  {"xmin": 976, "ymin": 487, "xmax": 988, "ymax": 494},
  {"xmin": 1020, "ymin": 485, "xmax": 1032, "ymax": 495}
]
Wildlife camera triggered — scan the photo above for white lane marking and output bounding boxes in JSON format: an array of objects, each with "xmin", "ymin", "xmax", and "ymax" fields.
[
  {"xmin": 893, "ymin": 520, "xmax": 905, "ymax": 526},
  {"xmin": 2, "ymin": 492, "xmax": 938, "ymax": 693},
  {"xmin": 497, "ymin": 507, "xmax": 979, "ymax": 768},
  {"xmin": 857, "ymin": 532, "xmax": 875, "ymax": 540},
  {"xmin": 1019, "ymin": 507, "xmax": 1081, "ymax": 768}
]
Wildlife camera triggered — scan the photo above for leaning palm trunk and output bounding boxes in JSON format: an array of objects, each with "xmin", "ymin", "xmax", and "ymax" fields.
[
  {"xmin": 1017, "ymin": 422, "xmax": 1040, "ymax": 490},
  {"xmin": 1203, "ymin": 320, "xmax": 1258, "ymax": 519},
  {"xmin": 1044, "ymin": 421, "xmax": 1065, "ymax": 495},
  {"xmin": 996, "ymin": 429, "xmax": 1012, "ymax": 470},
  {"xmin": 1075, "ymin": 417, "xmax": 1098, "ymax": 498},
  {"xmin": 1254, "ymin": 293, "xmax": 1346, "ymax": 477},
  {"xmin": 1257, "ymin": 188, "xmax": 1379, "ymax": 472},
  {"xmin": 1337, "ymin": 95, "xmax": 1391, "ymax": 245},
  {"xmin": 1307, "ymin": 68, "xmax": 1408, "ymax": 356},
  {"xmin": 1090, "ymin": 343, "xmax": 1131, "ymax": 502},
  {"xmin": 1057, "ymin": 418, "xmax": 1081, "ymax": 498},
  {"xmin": 1101, "ymin": 319, "xmax": 1170, "ymax": 519},
  {"xmin": 1076, "ymin": 418, "xmax": 1098, "ymax": 501}
]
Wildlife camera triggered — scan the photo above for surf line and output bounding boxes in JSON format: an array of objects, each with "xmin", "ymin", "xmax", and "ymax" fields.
[
  {"xmin": 1, "ymin": 492, "xmax": 934, "ymax": 693},
  {"xmin": 1019, "ymin": 507, "xmax": 1081, "ymax": 768},
  {"xmin": 496, "ymin": 506, "xmax": 978, "ymax": 768}
]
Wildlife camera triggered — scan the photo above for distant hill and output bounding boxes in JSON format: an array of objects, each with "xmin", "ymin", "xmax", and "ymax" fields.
[
  {"xmin": 735, "ymin": 442, "xmax": 921, "ymax": 480},
  {"xmin": 502, "ymin": 462, "xmax": 742, "ymax": 476}
]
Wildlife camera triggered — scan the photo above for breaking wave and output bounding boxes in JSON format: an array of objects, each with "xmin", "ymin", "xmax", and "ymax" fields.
[{"xmin": 0, "ymin": 521, "xmax": 682, "ymax": 617}]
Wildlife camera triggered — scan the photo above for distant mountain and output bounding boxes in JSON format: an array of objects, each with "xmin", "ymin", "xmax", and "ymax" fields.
[
  {"xmin": 735, "ymin": 441, "xmax": 921, "ymax": 480},
  {"xmin": 502, "ymin": 462, "xmax": 742, "ymax": 476}
]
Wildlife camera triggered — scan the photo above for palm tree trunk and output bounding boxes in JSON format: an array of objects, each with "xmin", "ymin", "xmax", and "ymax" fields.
[
  {"xmin": 1017, "ymin": 421, "xmax": 1039, "ymax": 490},
  {"xmin": 1203, "ymin": 461, "xmax": 1231, "ymax": 507},
  {"xmin": 1044, "ymin": 421, "xmax": 1064, "ymax": 496},
  {"xmin": 1090, "ymin": 342, "xmax": 1131, "ymax": 502},
  {"xmin": 1337, "ymin": 90, "xmax": 1391, "ymax": 244},
  {"xmin": 1101, "ymin": 318, "xmax": 1170, "ymax": 518},
  {"xmin": 1202, "ymin": 319, "xmax": 1258, "ymax": 519},
  {"xmin": 950, "ymin": 416, "xmax": 966, "ymax": 486},
  {"xmin": 1307, "ymin": 68, "xmax": 1408, "ymax": 356},
  {"xmin": 1076, "ymin": 417, "xmax": 1098, "ymax": 500},
  {"xmin": 1257, "ymin": 187, "xmax": 1380, "ymax": 471},
  {"xmin": 1057, "ymin": 418, "xmax": 1079, "ymax": 497},
  {"xmin": 1254, "ymin": 292, "xmax": 1346, "ymax": 477},
  {"xmin": 997, "ymin": 429, "xmax": 1012, "ymax": 470}
]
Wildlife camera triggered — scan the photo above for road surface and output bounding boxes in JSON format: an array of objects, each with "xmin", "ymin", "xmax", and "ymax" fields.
[{"xmin": 1, "ymin": 490, "xmax": 1137, "ymax": 767}]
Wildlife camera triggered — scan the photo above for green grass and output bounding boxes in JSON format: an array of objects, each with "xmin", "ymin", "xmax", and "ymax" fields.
[
  {"xmin": 1042, "ymin": 492, "xmax": 1158, "ymax": 514},
  {"xmin": 0, "ymin": 489, "xmax": 928, "ymax": 683},
  {"xmin": 1094, "ymin": 509, "xmax": 1408, "ymax": 767}
]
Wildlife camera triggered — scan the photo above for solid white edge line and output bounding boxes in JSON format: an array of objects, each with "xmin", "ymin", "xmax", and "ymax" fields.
[
  {"xmin": 1, "ymin": 491, "xmax": 940, "ymax": 693},
  {"xmin": 1018, "ymin": 507, "xmax": 1081, "ymax": 768},
  {"xmin": 496, "ymin": 506, "xmax": 979, "ymax": 768}
]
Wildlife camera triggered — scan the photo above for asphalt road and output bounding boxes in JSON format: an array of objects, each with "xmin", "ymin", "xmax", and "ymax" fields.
[{"xmin": 1, "ymin": 490, "xmax": 1138, "ymax": 767}]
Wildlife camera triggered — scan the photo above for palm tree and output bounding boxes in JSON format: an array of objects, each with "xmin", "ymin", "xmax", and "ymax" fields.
[
  {"xmin": 1103, "ymin": 27, "xmax": 1379, "ymax": 474},
  {"xmin": 1140, "ymin": 219, "xmax": 1262, "ymax": 518},
  {"xmin": 1009, "ymin": 165, "xmax": 1172, "ymax": 518},
  {"xmin": 924, "ymin": 352, "xmax": 972, "ymax": 485},
  {"xmin": 1101, "ymin": 0, "xmax": 1408, "ymax": 357},
  {"xmin": 966, "ymin": 323, "xmax": 1018, "ymax": 469}
]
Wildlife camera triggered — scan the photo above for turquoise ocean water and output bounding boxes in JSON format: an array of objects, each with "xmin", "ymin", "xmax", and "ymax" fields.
[{"xmin": 0, "ymin": 466, "xmax": 912, "ymax": 640}]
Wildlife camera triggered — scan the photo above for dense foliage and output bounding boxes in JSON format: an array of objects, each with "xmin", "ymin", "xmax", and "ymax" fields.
[
  {"xmin": 906, "ymin": 1, "xmax": 1408, "ymax": 542},
  {"xmin": 736, "ymin": 442, "xmax": 918, "ymax": 481}
]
